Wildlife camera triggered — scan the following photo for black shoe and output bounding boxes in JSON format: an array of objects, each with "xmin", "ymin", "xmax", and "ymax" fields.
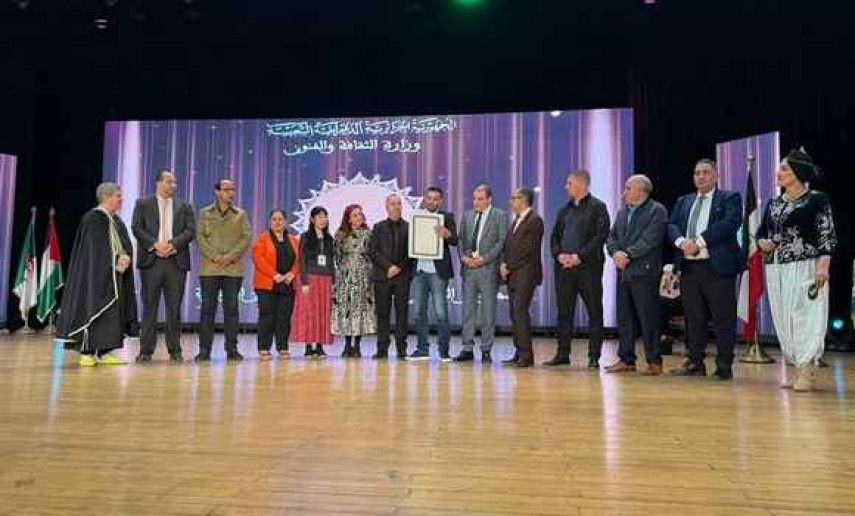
[
  {"xmin": 673, "ymin": 360, "xmax": 707, "ymax": 377},
  {"xmin": 453, "ymin": 350, "xmax": 474, "ymax": 362},
  {"xmin": 481, "ymin": 350, "xmax": 492, "ymax": 363},
  {"xmin": 503, "ymin": 353, "xmax": 520, "ymax": 365},
  {"xmin": 712, "ymin": 368, "xmax": 733, "ymax": 381},
  {"xmin": 439, "ymin": 353, "xmax": 452, "ymax": 363},
  {"xmin": 169, "ymin": 353, "xmax": 183, "ymax": 364},
  {"xmin": 515, "ymin": 358, "xmax": 534, "ymax": 368},
  {"xmin": 372, "ymin": 346, "xmax": 389, "ymax": 359},
  {"xmin": 194, "ymin": 353, "xmax": 211, "ymax": 363},
  {"xmin": 304, "ymin": 345, "xmax": 315, "ymax": 357},
  {"xmin": 542, "ymin": 355, "xmax": 571, "ymax": 366},
  {"xmin": 407, "ymin": 350, "xmax": 431, "ymax": 361},
  {"xmin": 587, "ymin": 357, "xmax": 600, "ymax": 369},
  {"xmin": 354, "ymin": 344, "xmax": 362, "ymax": 358},
  {"xmin": 341, "ymin": 344, "xmax": 354, "ymax": 358},
  {"xmin": 315, "ymin": 345, "xmax": 327, "ymax": 358},
  {"xmin": 226, "ymin": 351, "xmax": 244, "ymax": 362},
  {"xmin": 135, "ymin": 354, "xmax": 152, "ymax": 364}
]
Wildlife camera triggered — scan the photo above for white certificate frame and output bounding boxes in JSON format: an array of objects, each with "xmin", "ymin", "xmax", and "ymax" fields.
[{"xmin": 408, "ymin": 211, "xmax": 444, "ymax": 260}]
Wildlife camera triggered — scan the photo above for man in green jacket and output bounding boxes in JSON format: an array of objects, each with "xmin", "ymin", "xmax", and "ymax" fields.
[{"xmin": 195, "ymin": 179, "xmax": 252, "ymax": 362}]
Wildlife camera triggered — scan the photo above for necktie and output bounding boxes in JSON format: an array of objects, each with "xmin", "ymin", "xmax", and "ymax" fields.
[
  {"xmin": 512, "ymin": 215, "xmax": 521, "ymax": 233},
  {"xmin": 470, "ymin": 212, "xmax": 483, "ymax": 252},
  {"xmin": 687, "ymin": 195, "xmax": 707, "ymax": 239}
]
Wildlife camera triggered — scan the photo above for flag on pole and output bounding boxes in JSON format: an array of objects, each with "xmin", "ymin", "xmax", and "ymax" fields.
[
  {"xmin": 13, "ymin": 207, "xmax": 39, "ymax": 323},
  {"xmin": 37, "ymin": 208, "xmax": 64, "ymax": 323},
  {"xmin": 737, "ymin": 164, "xmax": 764, "ymax": 340}
]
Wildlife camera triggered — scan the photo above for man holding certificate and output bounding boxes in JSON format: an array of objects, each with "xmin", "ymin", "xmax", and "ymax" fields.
[{"xmin": 407, "ymin": 187, "xmax": 458, "ymax": 362}]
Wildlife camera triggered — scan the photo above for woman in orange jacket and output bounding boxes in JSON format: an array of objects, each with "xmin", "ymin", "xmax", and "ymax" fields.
[{"xmin": 252, "ymin": 210, "xmax": 300, "ymax": 360}]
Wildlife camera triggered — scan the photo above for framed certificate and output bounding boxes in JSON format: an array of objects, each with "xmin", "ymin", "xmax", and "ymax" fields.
[{"xmin": 408, "ymin": 211, "xmax": 444, "ymax": 260}]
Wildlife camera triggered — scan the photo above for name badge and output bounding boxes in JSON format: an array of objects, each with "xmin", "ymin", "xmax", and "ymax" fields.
[{"xmin": 317, "ymin": 255, "xmax": 327, "ymax": 267}]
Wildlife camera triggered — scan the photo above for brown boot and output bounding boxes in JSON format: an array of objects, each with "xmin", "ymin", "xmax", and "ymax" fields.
[{"xmin": 793, "ymin": 366, "xmax": 813, "ymax": 392}]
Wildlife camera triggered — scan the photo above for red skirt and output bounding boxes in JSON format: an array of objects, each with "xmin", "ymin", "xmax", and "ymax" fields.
[{"xmin": 291, "ymin": 274, "xmax": 334, "ymax": 344}]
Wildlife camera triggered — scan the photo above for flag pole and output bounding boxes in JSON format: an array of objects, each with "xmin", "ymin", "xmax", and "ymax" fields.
[
  {"xmin": 40, "ymin": 207, "xmax": 58, "ymax": 334},
  {"xmin": 739, "ymin": 148, "xmax": 774, "ymax": 363},
  {"xmin": 19, "ymin": 207, "xmax": 37, "ymax": 335}
]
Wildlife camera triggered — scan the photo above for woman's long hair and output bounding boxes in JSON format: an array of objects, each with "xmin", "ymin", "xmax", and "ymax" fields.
[
  {"xmin": 304, "ymin": 206, "xmax": 333, "ymax": 250},
  {"xmin": 337, "ymin": 203, "xmax": 367, "ymax": 237}
]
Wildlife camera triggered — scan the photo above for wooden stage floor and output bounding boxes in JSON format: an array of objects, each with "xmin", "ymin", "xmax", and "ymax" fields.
[{"xmin": 1, "ymin": 333, "xmax": 854, "ymax": 515}]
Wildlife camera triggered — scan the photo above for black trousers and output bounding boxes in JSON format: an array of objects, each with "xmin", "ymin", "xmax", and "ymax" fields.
[
  {"xmin": 139, "ymin": 257, "xmax": 187, "ymax": 356},
  {"xmin": 256, "ymin": 289, "xmax": 295, "ymax": 352},
  {"xmin": 680, "ymin": 260, "xmax": 737, "ymax": 370},
  {"xmin": 554, "ymin": 265, "xmax": 604, "ymax": 359},
  {"xmin": 617, "ymin": 275, "xmax": 662, "ymax": 365},
  {"xmin": 199, "ymin": 276, "xmax": 242, "ymax": 354},
  {"xmin": 508, "ymin": 278, "xmax": 537, "ymax": 362},
  {"xmin": 374, "ymin": 275, "xmax": 410, "ymax": 355}
]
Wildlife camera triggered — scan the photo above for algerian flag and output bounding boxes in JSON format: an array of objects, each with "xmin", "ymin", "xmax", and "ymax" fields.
[
  {"xmin": 37, "ymin": 208, "xmax": 64, "ymax": 323},
  {"xmin": 13, "ymin": 208, "xmax": 38, "ymax": 322}
]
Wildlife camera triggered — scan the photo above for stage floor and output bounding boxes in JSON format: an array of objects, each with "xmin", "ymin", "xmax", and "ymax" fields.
[{"xmin": 1, "ymin": 333, "xmax": 854, "ymax": 515}]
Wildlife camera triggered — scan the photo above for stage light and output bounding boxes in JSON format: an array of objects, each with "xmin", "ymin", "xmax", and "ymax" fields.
[
  {"xmin": 832, "ymin": 318, "xmax": 846, "ymax": 331},
  {"xmin": 453, "ymin": 0, "xmax": 485, "ymax": 8},
  {"xmin": 94, "ymin": 16, "xmax": 108, "ymax": 29},
  {"xmin": 550, "ymin": 111, "xmax": 562, "ymax": 118}
]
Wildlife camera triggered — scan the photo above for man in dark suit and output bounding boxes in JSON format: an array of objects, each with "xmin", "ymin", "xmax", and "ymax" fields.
[
  {"xmin": 500, "ymin": 188, "xmax": 544, "ymax": 367},
  {"xmin": 605, "ymin": 174, "xmax": 667, "ymax": 375},
  {"xmin": 408, "ymin": 186, "xmax": 458, "ymax": 362},
  {"xmin": 454, "ymin": 184, "xmax": 507, "ymax": 363},
  {"xmin": 668, "ymin": 159, "xmax": 743, "ymax": 380},
  {"xmin": 546, "ymin": 169, "xmax": 610, "ymax": 369},
  {"xmin": 369, "ymin": 194, "xmax": 415, "ymax": 359},
  {"xmin": 131, "ymin": 169, "xmax": 196, "ymax": 363}
]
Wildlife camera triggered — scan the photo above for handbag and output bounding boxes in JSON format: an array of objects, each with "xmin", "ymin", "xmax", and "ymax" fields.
[{"xmin": 659, "ymin": 264, "xmax": 681, "ymax": 299}]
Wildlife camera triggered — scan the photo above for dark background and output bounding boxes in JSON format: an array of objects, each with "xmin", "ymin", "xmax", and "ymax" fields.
[{"xmin": 1, "ymin": 0, "xmax": 852, "ymax": 338}]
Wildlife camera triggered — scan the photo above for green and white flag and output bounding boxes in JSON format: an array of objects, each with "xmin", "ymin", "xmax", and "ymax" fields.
[
  {"xmin": 37, "ymin": 208, "xmax": 63, "ymax": 323},
  {"xmin": 13, "ymin": 208, "xmax": 38, "ymax": 322}
]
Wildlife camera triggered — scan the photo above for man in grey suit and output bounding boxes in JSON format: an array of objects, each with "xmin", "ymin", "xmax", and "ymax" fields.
[
  {"xmin": 131, "ymin": 169, "xmax": 196, "ymax": 363},
  {"xmin": 604, "ymin": 174, "xmax": 667, "ymax": 375},
  {"xmin": 454, "ymin": 183, "xmax": 507, "ymax": 363}
]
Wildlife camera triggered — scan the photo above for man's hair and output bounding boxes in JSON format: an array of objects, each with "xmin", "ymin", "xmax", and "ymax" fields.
[
  {"xmin": 517, "ymin": 188, "xmax": 535, "ymax": 206},
  {"xmin": 473, "ymin": 183, "xmax": 493, "ymax": 198},
  {"xmin": 215, "ymin": 179, "xmax": 233, "ymax": 191},
  {"xmin": 426, "ymin": 186, "xmax": 444, "ymax": 197},
  {"xmin": 627, "ymin": 174, "xmax": 653, "ymax": 194},
  {"xmin": 156, "ymin": 169, "xmax": 174, "ymax": 183},
  {"xmin": 96, "ymin": 182, "xmax": 121, "ymax": 204},
  {"xmin": 567, "ymin": 169, "xmax": 591, "ymax": 186},
  {"xmin": 695, "ymin": 158, "xmax": 717, "ymax": 171}
]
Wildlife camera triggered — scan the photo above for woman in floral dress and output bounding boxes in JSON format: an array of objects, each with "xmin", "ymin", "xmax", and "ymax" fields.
[{"xmin": 332, "ymin": 204, "xmax": 376, "ymax": 357}]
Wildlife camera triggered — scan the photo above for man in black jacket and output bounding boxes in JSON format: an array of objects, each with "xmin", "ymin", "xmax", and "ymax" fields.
[
  {"xmin": 546, "ymin": 170, "xmax": 610, "ymax": 369},
  {"xmin": 131, "ymin": 169, "xmax": 196, "ymax": 363},
  {"xmin": 369, "ymin": 194, "xmax": 415, "ymax": 359},
  {"xmin": 408, "ymin": 186, "xmax": 458, "ymax": 362}
]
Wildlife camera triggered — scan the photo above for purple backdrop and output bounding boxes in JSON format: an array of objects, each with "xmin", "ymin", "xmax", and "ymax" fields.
[
  {"xmin": 716, "ymin": 131, "xmax": 780, "ymax": 336},
  {"xmin": 103, "ymin": 109, "xmax": 634, "ymax": 328},
  {"xmin": 0, "ymin": 154, "xmax": 17, "ymax": 327}
]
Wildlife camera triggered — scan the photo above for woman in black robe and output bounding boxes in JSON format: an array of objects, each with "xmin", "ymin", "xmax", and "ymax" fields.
[{"xmin": 56, "ymin": 182, "xmax": 139, "ymax": 366}]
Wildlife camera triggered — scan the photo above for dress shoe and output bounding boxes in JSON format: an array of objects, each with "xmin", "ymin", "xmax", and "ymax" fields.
[
  {"xmin": 604, "ymin": 361, "xmax": 636, "ymax": 373},
  {"xmin": 643, "ymin": 363, "xmax": 664, "ymax": 376},
  {"xmin": 712, "ymin": 368, "xmax": 733, "ymax": 381},
  {"xmin": 304, "ymin": 345, "xmax": 315, "ymax": 357},
  {"xmin": 134, "ymin": 354, "xmax": 153, "ymax": 364},
  {"xmin": 672, "ymin": 360, "xmax": 707, "ymax": 377},
  {"xmin": 481, "ymin": 350, "xmax": 492, "ymax": 363},
  {"xmin": 315, "ymin": 345, "xmax": 328, "ymax": 358},
  {"xmin": 502, "ymin": 353, "xmax": 520, "ymax": 365},
  {"xmin": 341, "ymin": 344, "xmax": 354, "ymax": 358},
  {"xmin": 439, "ymin": 353, "xmax": 452, "ymax": 363},
  {"xmin": 407, "ymin": 350, "xmax": 431, "ymax": 361},
  {"xmin": 194, "ymin": 353, "xmax": 211, "ymax": 363},
  {"xmin": 542, "ymin": 355, "xmax": 571, "ymax": 367},
  {"xmin": 226, "ymin": 351, "xmax": 244, "ymax": 362},
  {"xmin": 371, "ymin": 349, "xmax": 389, "ymax": 360},
  {"xmin": 515, "ymin": 358, "xmax": 534, "ymax": 368},
  {"xmin": 453, "ymin": 350, "xmax": 474, "ymax": 362},
  {"xmin": 587, "ymin": 357, "xmax": 600, "ymax": 369}
]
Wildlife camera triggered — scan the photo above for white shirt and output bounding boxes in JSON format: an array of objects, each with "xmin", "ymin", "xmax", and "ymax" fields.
[
  {"xmin": 473, "ymin": 205, "xmax": 492, "ymax": 255},
  {"xmin": 674, "ymin": 188, "xmax": 714, "ymax": 260},
  {"xmin": 512, "ymin": 207, "xmax": 531, "ymax": 233},
  {"xmin": 156, "ymin": 195, "xmax": 174, "ymax": 243}
]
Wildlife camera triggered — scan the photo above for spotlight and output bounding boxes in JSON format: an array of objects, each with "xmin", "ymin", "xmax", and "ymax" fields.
[
  {"xmin": 94, "ymin": 16, "xmax": 109, "ymax": 29},
  {"xmin": 550, "ymin": 110, "xmax": 562, "ymax": 118},
  {"xmin": 832, "ymin": 318, "xmax": 846, "ymax": 331}
]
